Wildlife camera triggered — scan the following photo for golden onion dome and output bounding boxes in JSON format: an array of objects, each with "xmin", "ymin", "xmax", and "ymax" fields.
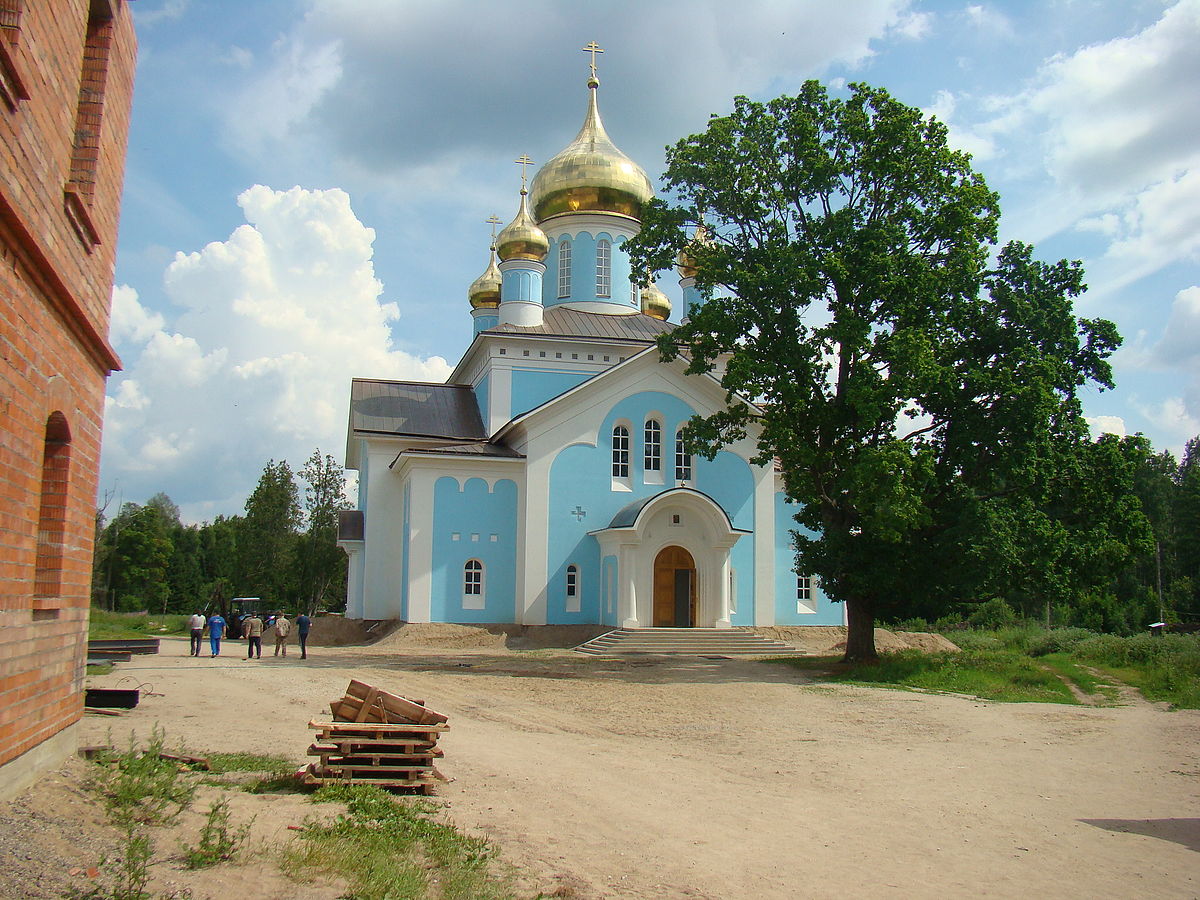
[
  {"xmin": 640, "ymin": 279, "xmax": 671, "ymax": 321},
  {"xmin": 529, "ymin": 76, "xmax": 654, "ymax": 223},
  {"xmin": 496, "ymin": 189, "xmax": 549, "ymax": 262},
  {"xmin": 676, "ymin": 222, "xmax": 712, "ymax": 278},
  {"xmin": 467, "ymin": 246, "xmax": 502, "ymax": 309}
]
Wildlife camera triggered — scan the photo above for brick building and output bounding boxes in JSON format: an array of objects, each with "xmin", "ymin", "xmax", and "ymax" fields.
[{"xmin": 0, "ymin": 0, "xmax": 136, "ymax": 798}]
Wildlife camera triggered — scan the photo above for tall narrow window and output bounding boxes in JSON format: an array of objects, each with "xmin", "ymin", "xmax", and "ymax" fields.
[
  {"xmin": 675, "ymin": 428, "xmax": 692, "ymax": 482},
  {"xmin": 557, "ymin": 239, "xmax": 572, "ymax": 298},
  {"xmin": 644, "ymin": 419, "xmax": 662, "ymax": 472},
  {"xmin": 463, "ymin": 559, "xmax": 484, "ymax": 609},
  {"xmin": 630, "ymin": 280, "xmax": 639, "ymax": 306},
  {"xmin": 565, "ymin": 564, "xmax": 580, "ymax": 612},
  {"xmin": 0, "ymin": 0, "xmax": 29, "ymax": 111},
  {"xmin": 0, "ymin": 1, "xmax": 22, "ymax": 35},
  {"xmin": 612, "ymin": 425, "xmax": 630, "ymax": 478},
  {"xmin": 34, "ymin": 413, "xmax": 71, "ymax": 602},
  {"xmin": 70, "ymin": 8, "xmax": 115, "ymax": 202},
  {"xmin": 596, "ymin": 239, "xmax": 611, "ymax": 297}
]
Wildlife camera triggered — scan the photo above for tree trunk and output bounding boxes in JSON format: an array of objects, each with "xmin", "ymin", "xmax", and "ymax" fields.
[{"xmin": 842, "ymin": 596, "xmax": 879, "ymax": 663}]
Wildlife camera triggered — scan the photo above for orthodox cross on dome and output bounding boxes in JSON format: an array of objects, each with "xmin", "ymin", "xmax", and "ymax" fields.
[
  {"xmin": 582, "ymin": 41, "xmax": 604, "ymax": 79},
  {"xmin": 514, "ymin": 154, "xmax": 535, "ymax": 191},
  {"xmin": 486, "ymin": 214, "xmax": 502, "ymax": 244}
]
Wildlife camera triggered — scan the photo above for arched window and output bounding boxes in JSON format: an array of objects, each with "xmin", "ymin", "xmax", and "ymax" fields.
[
  {"xmin": 557, "ymin": 239, "xmax": 572, "ymax": 298},
  {"xmin": 565, "ymin": 564, "xmax": 580, "ymax": 612},
  {"xmin": 34, "ymin": 412, "xmax": 71, "ymax": 601},
  {"xmin": 675, "ymin": 428, "xmax": 692, "ymax": 482},
  {"xmin": 644, "ymin": 419, "xmax": 662, "ymax": 472},
  {"xmin": 596, "ymin": 239, "xmax": 611, "ymax": 297},
  {"xmin": 612, "ymin": 425, "xmax": 629, "ymax": 478},
  {"xmin": 463, "ymin": 559, "xmax": 484, "ymax": 608}
]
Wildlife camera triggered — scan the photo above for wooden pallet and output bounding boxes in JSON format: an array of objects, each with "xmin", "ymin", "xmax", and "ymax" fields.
[{"xmin": 305, "ymin": 681, "xmax": 450, "ymax": 793}]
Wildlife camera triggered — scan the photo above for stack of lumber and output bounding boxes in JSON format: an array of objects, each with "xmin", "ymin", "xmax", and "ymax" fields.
[{"xmin": 304, "ymin": 679, "xmax": 449, "ymax": 792}]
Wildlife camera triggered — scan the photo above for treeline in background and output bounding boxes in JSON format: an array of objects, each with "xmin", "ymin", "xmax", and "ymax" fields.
[{"xmin": 91, "ymin": 450, "xmax": 349, "ymax": 617}]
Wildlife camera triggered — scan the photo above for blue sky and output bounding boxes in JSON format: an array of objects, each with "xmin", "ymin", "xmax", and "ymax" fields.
[{"xmin": 103, "ymin": 0, "xmax": 1200, "ymax": 523}]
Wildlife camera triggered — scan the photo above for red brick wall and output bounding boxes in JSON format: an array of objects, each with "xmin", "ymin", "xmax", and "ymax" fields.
[{"xmin": 0, "ymin": 0, "xmax": 135, "ymax": 772}]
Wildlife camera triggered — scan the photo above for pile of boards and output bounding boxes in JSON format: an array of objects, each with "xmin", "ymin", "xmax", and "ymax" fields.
[{"xmin": 304, "ymin": 679, "xmax": 449, "ymax": 793}]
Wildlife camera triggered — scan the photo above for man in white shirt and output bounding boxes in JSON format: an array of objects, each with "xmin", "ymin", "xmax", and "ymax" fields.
[{"xmin": 187, "ymin": 611, "xmax": 206, "ymax": 657}]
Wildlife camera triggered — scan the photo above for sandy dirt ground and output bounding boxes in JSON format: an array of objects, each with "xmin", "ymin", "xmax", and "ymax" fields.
[{"xmin": 13, "ymin": 631, "xmax": 1200, "ymax": 899}]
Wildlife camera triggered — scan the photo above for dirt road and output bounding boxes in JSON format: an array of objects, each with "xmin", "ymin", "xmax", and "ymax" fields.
[{"xmin": 78, "ymin": 636, "xmax": 1199, "ymax": 899}]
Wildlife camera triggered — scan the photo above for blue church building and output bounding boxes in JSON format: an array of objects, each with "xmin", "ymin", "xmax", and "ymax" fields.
[{"xmin": 340, "ymin": 56, "xmax": 844, "ymax": 630}]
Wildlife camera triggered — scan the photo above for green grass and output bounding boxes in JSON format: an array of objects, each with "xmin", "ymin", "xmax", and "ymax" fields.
[
  {"xmin": 90, "ymin": 727, "xmax": 195, "ymax": 827},
  {"xmin": 1036, "ymin": 652, "xmax": 1119, "ymax": 702},
  {"xmin": 86, "ymin": 662, "xmax": 114, "ymax": 676},
  {"xmin": 778, "ymin": 649, "xmax": 1080, "ymax": 704},
  {"xmin": 285, "ymin": 784, "xmax": 518, "ymax": 900},
  {"xmin": 89, "ymin": 609, "xmax": 190, "ymax": 640},
  {"xmin": 207, "ymin": 752, "xmax": 294, "ymax": 774}
]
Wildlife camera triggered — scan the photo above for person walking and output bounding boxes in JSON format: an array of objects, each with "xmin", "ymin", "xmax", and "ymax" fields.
[
  {"xmin": 273, "ymin": 612, "xmax": 292, "ymax": 657},
  {"xmin": 187, "ymin": 610, "xmax": 206, "ymax": 657},
  {"xmin": 206, "ymin": 613, "xmax": 227, "ymax": 657},
  {"xmin": 296, "ymin": 612, "xmax": 312, "ymax": 659},
  {"xmin": 243, "ymin": 612, "xmax": 264, "ymax": 659}
]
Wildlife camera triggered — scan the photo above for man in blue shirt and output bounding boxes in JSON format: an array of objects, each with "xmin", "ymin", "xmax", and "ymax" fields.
[
  {"xmin": 296, "ymin": 612, "xmax": 312, "ymax": 659},
  {"xmin": 206, "ymin": 613, "xmax": 227, "ymax": 657}
]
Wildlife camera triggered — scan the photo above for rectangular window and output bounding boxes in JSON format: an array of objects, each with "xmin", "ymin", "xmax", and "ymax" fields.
[
  {"xmin": 797, "ymin": 574, "xmax": 817, "ymax": 613},
  {"xmin": 557, "ymin": 240, "xmax": 572, "ymax": 298},
  {"xmin": 596, "ymin": 240, "xmax": 611, "ymax": 297},
  {"xmin": 675, "ymin": 429, "xmax": 692, "ymax": 482},
  {"xmin": 644, "ymin": 419, "xmax": 662, "ymax": 472},
  {"xmin": 69, "ymin": 10, "xmax": 115, "ymax": 202}
]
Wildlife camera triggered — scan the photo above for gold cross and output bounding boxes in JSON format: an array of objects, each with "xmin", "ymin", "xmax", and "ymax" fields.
[
  {"xmin": 582, "ymin": 41, "xmax": 604, "ymax": 79},
  {"xmin": 514, "ymin": 154, "xmax": 534, "ymax": 191},
  {"xmin": 486, "ymin": 215, "xmax": 502, "ymax": 245}
]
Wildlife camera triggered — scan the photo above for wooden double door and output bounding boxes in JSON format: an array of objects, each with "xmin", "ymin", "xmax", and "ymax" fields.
[{"xmin": 653, "ymin": 545, "xmax": 697, "ymax": 627}]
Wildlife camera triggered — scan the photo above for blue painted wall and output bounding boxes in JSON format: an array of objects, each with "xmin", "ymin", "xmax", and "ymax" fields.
[
  {"xmin": 430, "ymin": 477, "xmax": 518, "ymax": 623},
  {"xmin": 773, "ymin": 492, "xmax": 841, "ymax": 624},
  {"xmin": 601, "ymin": 555, "xmax": 618, "ymax": 626},
  {"xmin": 545, "ymin": 390, "xmax": 757, "ymax": 624},
  {"xmin": 501, "ymin": 265, "xmax": 542, "ymax": 304},
  {"xmin": 510, "ymin": 368, "xmax": 592, "ymax": 418},
  {"xmin": 544, "ymin": 231, "xmax": 637, "ymax": 312},
  {"xmin": 473, "ymin": 313, "xmax": 499, "ymax": 335}
]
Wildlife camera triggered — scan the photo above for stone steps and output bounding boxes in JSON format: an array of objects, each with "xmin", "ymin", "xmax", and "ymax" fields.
[{"xmin": 573, "ymin": 627, "xmax": 806, "ymax": 657}]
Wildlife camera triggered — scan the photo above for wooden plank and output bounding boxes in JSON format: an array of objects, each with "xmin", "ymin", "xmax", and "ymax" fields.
[
  {"xmin": 308, "ymin": 719, "xmax": 449, "ymax": 734},
  {"xmin": 354, "ymin": 686, "xmax": 381, "ymax": 723},
  {"xmin": 308, "ymin": 743, "xmax": 442, "ymax": 758},
  {"xmin": 346, "ymin": 679, "xmax": 448, "ymax": 725}
]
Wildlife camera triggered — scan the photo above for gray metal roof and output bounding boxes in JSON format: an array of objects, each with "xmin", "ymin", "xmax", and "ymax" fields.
[
  {"xmin": 403, "ymin": 442, "xmax": 523, "ymax": 459},
  {"xmin": 484, "ymin": 307, "xmax": 675, "ymax": 343},
  {"xmin": 602, "ymin": 488, "xmax": 746, "ymax": 532},
  {"xmin": 349, "ymin": 379, "xmax": 487, "ymax": 440}
]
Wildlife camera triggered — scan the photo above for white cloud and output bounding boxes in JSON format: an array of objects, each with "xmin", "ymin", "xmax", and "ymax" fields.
[
  {"xmin": 891, "ymin": 10, "xmax": 934, "ymax": 40},
  {"xmin": 923, "ymin": 89, "xmax": 997, "ymax": 161},
  {"xmin": 1085, "ymin": 415, "xmax": 1126, "ymax": 438},
  {"xmin": 1155, "ymin": 286, "xmax": 1200, "ymax": 368},
  {"xmin": 103, "ymin": 186, "xmax": 450, "ymax": 521},
  {"xmin": 963, "ymin": 4, "xmax": 1015, "ymax": 38},
  {"xmin": 133, "ymin": 0, "xmax": 188, "ymax": 27}
]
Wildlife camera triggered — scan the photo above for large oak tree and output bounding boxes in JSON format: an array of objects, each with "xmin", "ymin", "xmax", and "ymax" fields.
[{"xmin": 627, "ymin": 82, "xmax": 1123, "ymax": 660}]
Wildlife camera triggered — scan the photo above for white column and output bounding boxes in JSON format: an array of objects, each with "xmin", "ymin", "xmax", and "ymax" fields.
[
  {"xmin": 715, "ymin": 552, "xmax": 733, "ymax": 628},
  {"xmin": 406, "ymin": 470, "xmax": 435, "ymax": 623},
  {"xmin": 754, "ymin": 470, "xmax": 777, "ymax": 626},
  {"xmin": 620, "ymin": 544, "xmax": 640, "ymax": 628}
]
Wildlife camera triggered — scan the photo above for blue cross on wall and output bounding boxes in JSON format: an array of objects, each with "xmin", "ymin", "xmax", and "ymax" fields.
[{"xmin": 571, "ymin": 506, "xmax": 587, "ymax": 522}]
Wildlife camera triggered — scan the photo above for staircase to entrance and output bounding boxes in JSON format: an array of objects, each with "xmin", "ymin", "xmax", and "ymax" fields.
[{"xmin": 573, "ymin": 628, "xmax": 806, "ymax": 657}]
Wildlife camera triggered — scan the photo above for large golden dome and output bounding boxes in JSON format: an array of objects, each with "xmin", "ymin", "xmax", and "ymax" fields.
[
  {"xmin": 467, "ymin": 246, "xmax": 501, "ymax": 309},
  {"xmin": 496, "ymin": 189, "xmax": 549, "ymax": 262},
  {"xmin": 529, "ymin": 77, "xmax": 653, "ymax": 223},
  {"xmin": 676, "ymin": 222, "xmax": 712, "ymax": 279}
]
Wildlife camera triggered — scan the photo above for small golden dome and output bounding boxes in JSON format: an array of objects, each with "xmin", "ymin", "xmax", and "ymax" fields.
[
  {"xmin": 529, "ymin": 78, "xmax": 653, "ymax": 223},
  {"xmin": 496, "ymin": 189, "xmax": 549, "ymax": 262},
  {"xmin": 468, "ymin": 246, "xmax": 502, "ymax": 309},
  {"xmin": 676, "ymin": 222, "xmax": 712, "ymax": 278},
  {"xmin": 640, "ymin": 279, "xmax": 671, "ymax": 321}
]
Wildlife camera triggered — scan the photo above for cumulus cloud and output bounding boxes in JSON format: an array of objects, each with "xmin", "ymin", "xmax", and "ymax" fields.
[
  {"xmin": 103, "ymin": 186, "xmax": 451, "ymax": 522},
  {"xmin": 219, "ymin": 0, "xmax": 918, "ymax": 188},
  {"xmin": 1085, "ymin": 415, "xmax": 1126, "ymax": 439}
]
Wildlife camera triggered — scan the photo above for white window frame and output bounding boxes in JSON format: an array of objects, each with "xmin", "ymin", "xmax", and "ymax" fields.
[
  {"xmin": 565, "ymin": 564, "xmax": 580, "ymax": 613},
  {"xmin": 557, "ymin": 239, "xmax": 572, "ymax": 298},
  {"xmin": 674, "ymin": 428, "xmax": 692, "ymax": 483},
  {"xmin": 796, "ymin": 573, "xmax": 817, "ymax": 614},
  {"xmin": 644, "ymin": 418, "xmax": 662, "ymax": 482},
  {"xmin": 463, "ymin": 559, "xmax": 485, "ymax": 609},
  {"xmin": 596, "ymin": 239, "xmax": 611, "ymax": 298},
  {"xmin": 612, "ymin": 425, "xmax": 630, "ymax": 479}
]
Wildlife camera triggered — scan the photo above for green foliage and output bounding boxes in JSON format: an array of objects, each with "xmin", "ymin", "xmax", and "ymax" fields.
[
  {"xmin": 92, "ymin": 727, "xmax": 195, "ymax": 826},
  {"xmin": 297, "ymin": 450, "xmax": 351, "ymax": 614},
  {"xmin": 287, "ymin": 784, "xmax": 514, "ymax": 900},
  {"xmin": 88, "ymin": 610, "xmax": 190, "ymax": 639},
  {"xmin": 206, "ymin": 752, "xmax": 294, "ymax": 774},
  {"xmin": 627, "ymin": 81, "xmax": 1129, "ymax": 660},
  {"xmin": 239, "ymin": 459, "xmax": 302, "ymax": 603},
  {"xmin": 1071, "ymin": 633, "xmax": 1200, "ymax": 708},
  {"xmin": 182, "ymin": 799, "xmax": 251, "ymax": 869},
  {"xmin": 966, "ymin": 599, "xmax": 1018, "ymax": 629}
]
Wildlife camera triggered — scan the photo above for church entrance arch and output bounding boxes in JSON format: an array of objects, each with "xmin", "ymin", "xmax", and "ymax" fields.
[{"xmin": 653, "ymin": 545, "xmax": 696, "ymax": 627}]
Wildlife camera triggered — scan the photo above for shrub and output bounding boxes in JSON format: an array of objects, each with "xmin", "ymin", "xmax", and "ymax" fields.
[
  {"xmin": 1026, "ymin": 627, "xmax": 1096, "ymax": 657},
  {"xmin": 967, "ymin": 598, "xmax": 1019, "ymax": 629}
]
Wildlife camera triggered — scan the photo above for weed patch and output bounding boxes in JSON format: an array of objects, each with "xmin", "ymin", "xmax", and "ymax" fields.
[
  {"xmin": 182, "ymin": 800, "xmax": 252, "ymax": 869},
  {"xmin": 286, "ymin": 784, "xmax": 516, "ymax": 900},
  {"xmin": 92, "ymin": 727, "xmax": 195, "ymax": 826}
]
